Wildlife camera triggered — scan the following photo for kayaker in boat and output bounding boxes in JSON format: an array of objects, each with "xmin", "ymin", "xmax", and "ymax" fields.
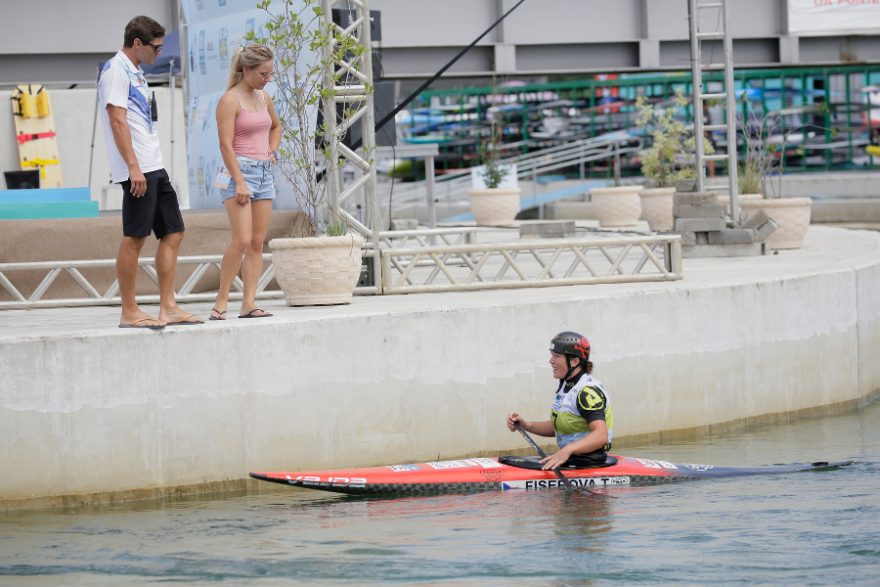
[{"xmin": 506, "ymin": 331, "xmax": 613, "ymax": 471}]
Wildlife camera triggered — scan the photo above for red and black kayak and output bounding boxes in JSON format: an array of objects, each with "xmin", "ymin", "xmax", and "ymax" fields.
[{"xmin": 250, "ymin": 454, "xmax": 852, "ymax": 496}]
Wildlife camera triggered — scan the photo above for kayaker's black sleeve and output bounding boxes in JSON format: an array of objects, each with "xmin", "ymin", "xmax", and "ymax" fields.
[{"xmin": 576, "ymin": 385, "xmax": 608, "ymax": 423}]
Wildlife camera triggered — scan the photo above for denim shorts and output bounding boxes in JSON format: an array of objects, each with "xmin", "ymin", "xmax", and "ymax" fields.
[{"xmin": 220, "ymin": 156, "xmax": 276, "ymax": 201}]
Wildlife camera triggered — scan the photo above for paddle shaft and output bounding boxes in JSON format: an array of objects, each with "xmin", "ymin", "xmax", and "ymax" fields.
[{"xmin": 515, "ymin": 424, "xmax": 579, "ymax": 492}]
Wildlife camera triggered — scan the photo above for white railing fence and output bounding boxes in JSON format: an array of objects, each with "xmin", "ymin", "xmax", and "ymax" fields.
[{"xmin": 0, "ymin": 232, "xmax": 682, "ymax": 310}]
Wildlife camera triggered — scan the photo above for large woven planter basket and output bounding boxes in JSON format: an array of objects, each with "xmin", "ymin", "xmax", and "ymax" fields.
[
  {"xmin": 639, "ymin": 187, "xmax": 675, "ymax": 231},
  {"xmin": 269, "ymin": 234, "xmax": 365, "ymax": 306},
  {"xmin": 468, "ymin": 187, "xmax": 521, "ymax": 226},
  {"xmin": 590, "ymin": 185, "xmax": 643, "ymax": 227},
  {"xmin": 740, "ymin": 197, "xmax": 812, "ymax": 250}
]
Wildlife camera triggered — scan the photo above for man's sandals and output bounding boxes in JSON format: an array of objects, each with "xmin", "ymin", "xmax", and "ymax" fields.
[{"xmin": 164, "ymin": 312, "xmax": 204, "ymax": 326}]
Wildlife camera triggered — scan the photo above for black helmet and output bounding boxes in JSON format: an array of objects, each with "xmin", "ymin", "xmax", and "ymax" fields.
[{"xmin": 550, "ymin": 331, "xmax": 591, "ymax": 362}]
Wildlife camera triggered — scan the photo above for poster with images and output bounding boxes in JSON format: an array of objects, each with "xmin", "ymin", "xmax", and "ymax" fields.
[{"xmin": 181, "ymin": 0, "xmax": 319, "ymax": 210}]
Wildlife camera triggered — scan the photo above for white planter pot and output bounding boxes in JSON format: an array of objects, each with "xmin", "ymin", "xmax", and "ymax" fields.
[
  {"xmin": 740, "ymin": 197, "xmax": 812, "ymax": 250},
  {"xmin": 269, "ymin": 234, "xmax": 365, "ymax": 305},
  {"xmin": 590, "ymin": 185, "xmax": 643, "ymax": 227},
  {"xmin": 639, "ymin": 187, "xmax": 674, "ymax": 231},
  {"xmin": 468, "ymin": 187, "xmax": 521, "ymax": 226}
]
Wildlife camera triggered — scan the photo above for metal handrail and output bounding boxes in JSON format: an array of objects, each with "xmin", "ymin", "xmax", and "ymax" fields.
[
  {"xmin": 380, "ymin": 234, "xmax": 682, "ymax": 294},
  {"xmin": 383, "ymin": 131, "xmax": 642, "ymax": 218},
  {"xmin": 0, "ymin": 230, "xmax": 683, "ymax": 310},
  {"xmin": 0, "ymin": 254, "xmax": 279, "ymax": 310}
]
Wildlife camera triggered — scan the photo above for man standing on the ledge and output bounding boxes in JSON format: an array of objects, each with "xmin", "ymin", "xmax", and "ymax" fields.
[{"xmin": 99, "ymin": 15, "xmax": 203, "ymax": 328}]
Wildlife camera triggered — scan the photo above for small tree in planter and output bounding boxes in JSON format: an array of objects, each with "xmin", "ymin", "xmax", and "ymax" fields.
[
  {"xmin": 632, "ymin": 90, "xmax": 706, "ymax": 231},
  {"xmin": 737, "ymin": 101, "xmax": 832, "ymax": 249},
  {"xmin": 251, "ymin": 0, "xmax": 370, "ymax": 304},
  {"xmin": 635, "ymin": 90, "xmax": 699, "ymax": 189},
  {"xmin": 481, "ymin": 147, "xmax": 509, "ymax": 190},
  {"xmin": 468, "ymin": 122, "xmax": 521, "ymax": 226}
]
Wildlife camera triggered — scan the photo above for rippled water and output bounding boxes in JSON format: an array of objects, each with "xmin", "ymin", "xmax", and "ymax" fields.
[{"xmin": 1, "ymin": 401, "xmax": 878, "ymax": 586}]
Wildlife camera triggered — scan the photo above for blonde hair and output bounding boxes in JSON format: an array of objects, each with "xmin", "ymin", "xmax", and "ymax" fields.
[{"xmin": 227, "ymin": 44, "xmax": 274, "ymax": 90}]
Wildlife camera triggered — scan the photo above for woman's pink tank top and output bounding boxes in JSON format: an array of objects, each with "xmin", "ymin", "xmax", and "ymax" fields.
[{"xmin": 232, "ymin": 91, "xmax": 272, "ymax": 160}]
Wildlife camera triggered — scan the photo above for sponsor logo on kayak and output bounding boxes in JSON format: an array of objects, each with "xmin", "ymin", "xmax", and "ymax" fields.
[
  {"xmin": 632, "ymin": 458, "xmax": 678, "ymax": 470},
  {"xmin": 681, "ymin": 463, "xmax": 714, "ymax": 472},
  {"xmin": 388, "ymin": 464, "xmax": 421, "ymax": 472},
  {"xmin": 501, "ymin": 477, "xmax": 630, "ymax": 490},
  {"xmin": 287, "ymin": 474, "xmax": 367, "ymax": 487},
  {"xmin": 426, "ymin": 458, "xmax": 504, "ymax": 470}
]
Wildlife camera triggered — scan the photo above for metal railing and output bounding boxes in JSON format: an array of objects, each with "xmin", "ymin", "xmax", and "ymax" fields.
[
  {"xmin": 373, "ymin": 227, "xmax": 477, "ymax": 249},
  {"xmin": 380, "ymin": 234, "xmax": 682, "ymax": 294},
  {"xmin": 0, "ymin": 255, "xmax": 282, "ymax": 310},
  {"xmin": 0, "ymin": 228, "xmax": 473, "ymax": 310},
  {"xmin": 382, "ymin": 131, "xmax": 642, "ymax": 220},
  {"xmin": 0, "ymin": 231, "xmax": 682, "ymax": 309}
]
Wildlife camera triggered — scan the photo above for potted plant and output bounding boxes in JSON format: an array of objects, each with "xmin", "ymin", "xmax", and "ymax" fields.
[
  {"xmin": 252, "ymin": 0, "xmax": 367, "ymax": 304},
  {"xmin": 728, "ymin": 161, "xmax": 762, "ymax": 209},
  {"xmin": 631, "ymin": 90, "xmax": 704, "ymax": 231},
  {"xmin": 737, "ymin": 102, "xmax": 820, "ymax": 250},
  {"xmin": 468, "ymin": 122, "xmax": 521, "ymax": 226}
]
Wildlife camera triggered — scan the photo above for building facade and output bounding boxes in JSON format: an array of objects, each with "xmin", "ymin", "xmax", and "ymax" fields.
[{"xmin": 1, "ymin": 0, "xmax": 878, "ymax": 88}]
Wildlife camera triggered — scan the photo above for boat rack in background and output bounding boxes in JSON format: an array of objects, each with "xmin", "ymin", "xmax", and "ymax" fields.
[{"xmin": 402, "ymin": 63, "xmax": 880, "ymax": 176}]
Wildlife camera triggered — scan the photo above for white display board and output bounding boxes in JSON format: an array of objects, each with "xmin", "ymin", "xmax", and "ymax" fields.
[
  {"xmin": 788, "ymin": 0, "xmax": 880, "ymax": 36},
  {"xmin": 181, "ymin": 0, "xmax": 318, "ymax": 209}
]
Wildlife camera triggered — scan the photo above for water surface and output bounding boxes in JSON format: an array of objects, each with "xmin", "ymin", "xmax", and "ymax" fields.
[{"xmin": 1, "ymin": 401, "xmax": 878, "ymax": 585}]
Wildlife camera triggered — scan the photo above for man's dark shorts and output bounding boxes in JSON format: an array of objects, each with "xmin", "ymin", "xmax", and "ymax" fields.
[{"xmin": 121, "ymin": 168, "xmax": 185, "ymax": 239}]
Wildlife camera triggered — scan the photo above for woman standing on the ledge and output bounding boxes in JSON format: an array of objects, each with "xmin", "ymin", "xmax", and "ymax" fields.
[
  {"xmin": 507, "ymin": 331, "xmax": 614, "ymax": 470},
  {"xmin": 211, "ymin": 44, "xmax": 280, "ymax": 320}
]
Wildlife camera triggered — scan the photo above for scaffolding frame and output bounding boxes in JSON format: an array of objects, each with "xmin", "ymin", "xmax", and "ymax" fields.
[{"xmin": 320, "ymin": 0, "xmax": 382, "ymax": 291}]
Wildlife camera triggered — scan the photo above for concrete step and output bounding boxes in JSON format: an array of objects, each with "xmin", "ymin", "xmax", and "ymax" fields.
[
  {"xmin": 544, "ymin": 201, "xmax": 597, "ymax": 220},
  {"xmin": 0, "ymin": 200, "xmax": 99, "ymax": 220}
]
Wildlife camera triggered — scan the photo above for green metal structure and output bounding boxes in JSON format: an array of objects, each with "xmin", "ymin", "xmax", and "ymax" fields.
[{"xmin": 402, "ymin": 64, "xmax": 880, "ymax": 176}]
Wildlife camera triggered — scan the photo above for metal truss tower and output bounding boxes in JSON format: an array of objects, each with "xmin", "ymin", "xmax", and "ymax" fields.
[{"xmin": 320, "ymin": 0, "xmax": 381, "ymax": 290}]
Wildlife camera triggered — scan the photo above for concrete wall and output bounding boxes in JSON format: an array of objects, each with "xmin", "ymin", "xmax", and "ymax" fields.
[
  {"xmin": 779, "ymin": 172, "xmax": 880, "ymax": 198},
  {"xmin": 1, "ymin": 87, "xmax": 189, "ymax": 209},
  {"xmin": 1, "ymin": 226, "xmax": 878, "ymax": 507},
  {"xmin": 0, "ymin": 0, "xmax": 176, "ymax": 85},
  {"xmin": 374, "ymin": 0, "xmax": 879, "ymax": 78}
]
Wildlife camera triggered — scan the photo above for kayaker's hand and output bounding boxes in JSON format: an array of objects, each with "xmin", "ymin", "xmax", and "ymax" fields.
[
  {"xmin": 507, "ymin": 413, "xmax": 526, "ymax": 432},
  {"xmin": 540, "ymin": 447, "xmax": 572, "ymax": 471}
]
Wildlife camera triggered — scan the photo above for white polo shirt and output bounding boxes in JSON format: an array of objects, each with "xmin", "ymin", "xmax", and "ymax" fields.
[{"xmin": 98, "ymin": 51, "xmax": 164, "ymax": 183}]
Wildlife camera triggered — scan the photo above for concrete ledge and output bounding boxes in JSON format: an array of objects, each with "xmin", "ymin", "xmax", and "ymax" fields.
[
  {"xmin": 683, "ymin": 242, "xmax": 765, "ymax": 257},
  {"xmin": 779, "ymin": 172, "xmax": 880, "ymax": 198},
  {"xmin": 673, "ymin": 204, "xmax": 725, "ymax": 218},
  {"xmin": 812, "ymin": 198, "xmax": 880, "ymax": 223},
  {"xmin": 1, "ymin": 226, "xmax": 879, "ymax": 507},
  {"xmin": 3, "ymin": 391, "xmax": 875, "ymax": 513},
  {"xmin": 545, "ymin": 200, "xmax": 597, "ymax": 220},
  {"xmin": 674, "ymin": 217, "xmax": 726, "ymax": 232},
  {"xmin": 518, "ymin": 220, "xmax": 576, "ymax": 238}
]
